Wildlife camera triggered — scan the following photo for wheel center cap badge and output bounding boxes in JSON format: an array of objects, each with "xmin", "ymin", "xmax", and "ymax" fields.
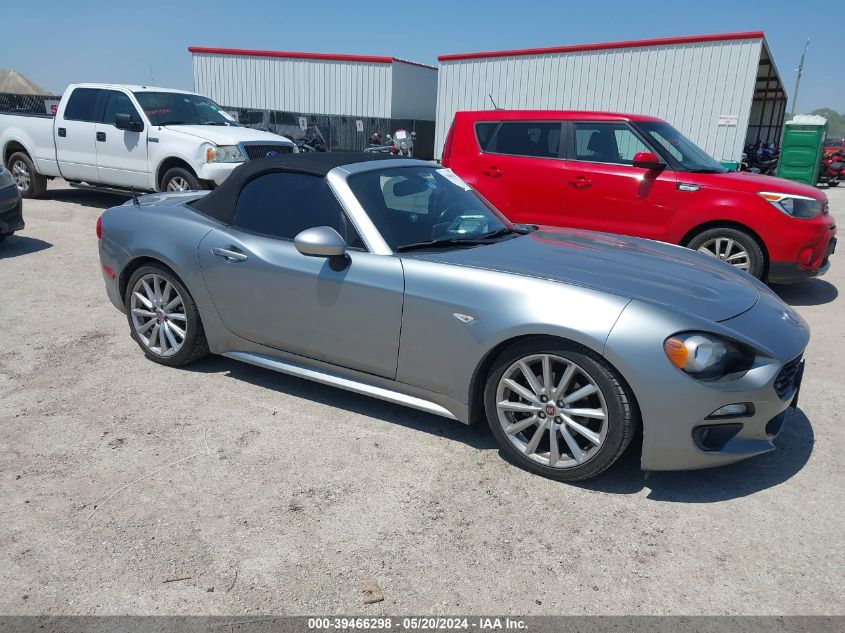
[{"xmin": 545, "ymin": 404, "xmax": 556, "ymax": 416}]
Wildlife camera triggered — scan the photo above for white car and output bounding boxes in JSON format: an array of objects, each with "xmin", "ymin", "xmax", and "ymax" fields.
[{"xmin": 0, "ymin": 83, "xmax": 296, "ymax": 197}]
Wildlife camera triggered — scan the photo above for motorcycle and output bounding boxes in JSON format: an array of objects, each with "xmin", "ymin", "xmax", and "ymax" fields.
[
  {"xmin": 363, "ymin": 131, "xmax": 394, "ymax": 154},
  {"xmin": 819, "ymin": 149, "xmax": 844, "ymax": 187},
  {"xmin": 295, "ymin": 124, "xmax": 329, "ymax": 152},
  {"xmin": 741, "ymin": 142, "xmax": 779, "ymax": 175},
  {"xmin": 392, "ymin": 129, "xmax": 415, "ymax": 157}
]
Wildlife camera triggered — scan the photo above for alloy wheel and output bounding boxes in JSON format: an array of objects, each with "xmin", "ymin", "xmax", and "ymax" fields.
[
  {"xmin": 696, "ymin": 237, "xmax": 751, "ymax": 271},
  {"xmin": 130, "ymin": 273, "xmax": 187, "ymax": 357},
  {"xmin": 11, "ymin": 160, "xmax": 30, "ymax": 193},
  {"xmin": 166, "ymin": 176, "xmax": 190, "ymax": 191},
  {"xmin": 495, "ymin": 354, "xmax": 608, "ymax": 469}
]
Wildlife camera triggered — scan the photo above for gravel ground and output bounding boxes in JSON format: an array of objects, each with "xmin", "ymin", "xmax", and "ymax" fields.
[{"xmin": 0, "ymin": 180, "xmax": 842, "ymax": 616}]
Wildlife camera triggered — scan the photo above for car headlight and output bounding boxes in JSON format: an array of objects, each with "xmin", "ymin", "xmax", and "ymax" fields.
[
  {"xmin": 758, "ymin": 191, "xmax": 822, "ymax": 219},
  {"xmin": 663, "ymin": 332, "xmax": 754, "ymax": 381},
  {"xmin": 205, "ymin": 145, "xmax": 245, "ymax": 163},
  {"xmin": 0, "ymin": 166, "xmax": 13, "ymax": 189}
]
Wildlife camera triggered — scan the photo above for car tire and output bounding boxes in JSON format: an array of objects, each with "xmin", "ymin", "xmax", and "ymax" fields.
[
  {"xmin": 8, "ymin": 152, "xmax": 47, "ymax": 198},
  {"xmin": 687, "ymin": 227, "xmax": 765, "ymax": 279},
  {"xmin": 160, "ymin": 167, "xmax": 204, "ymax": 192},
  {"xmin": 124, "ymin": 263, "xmax": 209, "ymax": 367},
  {"xmin": 484, "ymin": 338, "xmax": 637, "ymax": 482}
]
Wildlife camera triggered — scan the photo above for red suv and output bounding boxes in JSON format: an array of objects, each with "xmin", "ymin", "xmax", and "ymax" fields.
[{"xmin": 442, "ymin": 110, "xmax": 837, "ymax": 283}]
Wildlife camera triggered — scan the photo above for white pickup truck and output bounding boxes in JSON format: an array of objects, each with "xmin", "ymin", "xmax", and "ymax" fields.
[{"xmin": 0, "ymin": 83, "xmax": 296, "ymax": 197}]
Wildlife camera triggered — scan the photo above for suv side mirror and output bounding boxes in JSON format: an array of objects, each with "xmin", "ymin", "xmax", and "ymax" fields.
[
  {"xmin": 115, "ymin": 113, "xmax": 144, "ymax": 132},
  {"xmin": 632, "ymin": 151, "xmax": 662, "ymax": 170},
  {"xmin": 294, "ymin": 226, "xmax": 347, "ymax": 258}
]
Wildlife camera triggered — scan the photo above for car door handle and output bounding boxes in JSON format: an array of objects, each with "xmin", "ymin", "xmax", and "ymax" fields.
[
  {"xmin": 570, "ymin": 175, "xmax": 592, "ymax": 188},
  {"xmin": 482, "ymin": 166, "xmax": 502, "ymax": 177},
  {"xmin": 96, "ymin": 131, "xmax": 106, "ymax": 142},
  {"xmin": 57, "ymin": 127, "xmax": 67, "ymax": 137},
  {"xmin": 211, "ymin": 246, "xmax": 248, "ymax": 262}
]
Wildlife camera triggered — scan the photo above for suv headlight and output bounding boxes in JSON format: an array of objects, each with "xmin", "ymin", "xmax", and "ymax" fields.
[
  {"xmin": 758, "ymin": 191, "xmax": 822, "ymax": 219},
  {"xmin": 205, "ymin": 145, "xmax": 245, "ymax": 163},
  {"xmin": 663, "ymin": 332, "xmax": 754, "ymax": 381}
]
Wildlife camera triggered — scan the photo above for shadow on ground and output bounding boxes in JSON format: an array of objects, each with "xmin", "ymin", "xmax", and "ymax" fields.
[
  {"xmin": 0, "ymin": 235, "xmax": 52, "ymax": 259},
  {"xmin": 772, "ymin": 279, "xmax": 838, "ymax": 306},
  {"xmin": 187, "ymin": 355, "xmax": 814, "ymax": 501},
  {"xmin": 41, "ymin": 187, "xmax": 130, "ymax": 210}
]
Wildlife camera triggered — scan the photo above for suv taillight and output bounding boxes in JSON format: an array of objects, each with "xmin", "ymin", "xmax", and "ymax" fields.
[
  {"xmin": 441, "ymin": 122, "xmax": 455, "ymax": 166},
  {"xmin": 96, "ymin": 215, "xmax": 102, "ymax": 240}
]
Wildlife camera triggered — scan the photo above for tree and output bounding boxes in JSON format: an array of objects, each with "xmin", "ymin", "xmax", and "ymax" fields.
[{"xmin": 810, "ymin": 108, "xmax": 845, "ymax": 139}]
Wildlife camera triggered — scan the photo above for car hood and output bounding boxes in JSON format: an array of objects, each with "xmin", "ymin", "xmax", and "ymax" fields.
[
  {"xmin": 683, "ymin": 170, "xmax": 824, "ymax": 198},
  {"xmin": 411, "ymin": 227, "xmax": 762, "ymax": 322},
  {"xmin": 161, "ymin": 124, "xmax": 294, "ymax": 146}
]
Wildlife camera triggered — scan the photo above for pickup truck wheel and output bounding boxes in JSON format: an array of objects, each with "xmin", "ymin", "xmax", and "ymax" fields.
[
  {"xmin": 8, "ymin": 152, "xmax": 47, "ymax": 198},
  {"xmin": 161, "ymin": 167, "xmax": 202, "ymax": 192},
  {"xmin": 687, "ymin": 227, "xmax": 765, "ymax": 279}
]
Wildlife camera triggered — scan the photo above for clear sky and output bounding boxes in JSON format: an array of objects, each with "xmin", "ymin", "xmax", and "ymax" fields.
[{"xmin": 4, "ymin": 0, "xmax": 841, "ymax": 113}]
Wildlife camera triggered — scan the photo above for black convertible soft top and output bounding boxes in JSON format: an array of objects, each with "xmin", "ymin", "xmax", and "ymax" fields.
[{"xmin": 191, "ymin": 152, "xmax": 405, "ymax": 225}]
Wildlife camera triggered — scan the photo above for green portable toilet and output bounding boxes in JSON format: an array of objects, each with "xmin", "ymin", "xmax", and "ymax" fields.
[{"xmin": 776, "ymin": 115, "xmax": 828, "ymax": 185}]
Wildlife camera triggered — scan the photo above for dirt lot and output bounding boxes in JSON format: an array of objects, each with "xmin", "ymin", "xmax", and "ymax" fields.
[{"xmin": 1, "ymin": 180, "xmax": 843, "ymax": 616}]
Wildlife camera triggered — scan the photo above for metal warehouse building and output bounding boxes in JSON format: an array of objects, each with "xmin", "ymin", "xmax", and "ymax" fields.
[
  {"xmin": 190, "ymin": 46, "xmax": 438, "ymax": 120},
  {"xmin": 435, "ymin": 31, "xmax": 786, "ymax": 162}
]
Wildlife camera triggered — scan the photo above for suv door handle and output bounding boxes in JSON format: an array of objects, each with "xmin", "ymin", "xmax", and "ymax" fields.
[
  {"xmin": 570, "ymin": 175, "xmax": 592, "ymax": 188},
  {"xmin": 482, "ymin": 166, "xmax": 502, "ymax": 177},
  {"xmin": 96, "ymin": 131, "xmax": 106, "ymax": 142},
  {"xmin": 211, "ymin": 246, "xmax": 248, "ymax": 262}
]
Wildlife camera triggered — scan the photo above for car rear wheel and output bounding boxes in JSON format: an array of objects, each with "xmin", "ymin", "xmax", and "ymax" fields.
[
  {"xmin": 8, "ymin": 152, "xmax": 47, "ymax": 198},
  {"xmin": 484, "ymin": 339, "xmax": 637, "ymax": 481},
  {"xmin": 688, "ymin": 227, "xmax": 765, "ymax": 279},
  {"xmin": 124, "ymin": 264, "xmax": 209, "ymax": 367}
]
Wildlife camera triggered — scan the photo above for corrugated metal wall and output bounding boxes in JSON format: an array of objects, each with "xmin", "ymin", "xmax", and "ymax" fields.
[
  {"xmin": 390, "ymin": 61, "xmax": 439, "ymax": 120},
  {"xmin": 435, "ymin": 38, "xmax": 763, "ymax": 162},
  {"xmin": 192, "ymin": 53, "xmax": 394, "ymax": 118}
]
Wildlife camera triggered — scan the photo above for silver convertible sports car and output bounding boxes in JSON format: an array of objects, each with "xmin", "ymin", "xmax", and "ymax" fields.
[{"xmin": 97, "ymin": 153, "xmax": 808, "ymax": 481}]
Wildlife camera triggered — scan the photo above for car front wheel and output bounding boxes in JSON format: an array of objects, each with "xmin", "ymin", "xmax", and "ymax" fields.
[
  {"xmin": 484, "ymin": 339, "xmax": 637, "ymax": 481},
  {"xmin": 688, "ymin": 227, "xmax": 765, "ymax": 279}
]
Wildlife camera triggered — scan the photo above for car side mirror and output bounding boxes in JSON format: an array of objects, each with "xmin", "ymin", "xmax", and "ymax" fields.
[
  {"xmin": 115, "ymin": 113, "xmax": 144, "ymax": 132},
  {"xmin": 294, "ymin": 226, "xmax": 347, "ymax": 258},
  {"xmin": 632, "ymin": 151, "xmax": 662, "ymax": 170}
]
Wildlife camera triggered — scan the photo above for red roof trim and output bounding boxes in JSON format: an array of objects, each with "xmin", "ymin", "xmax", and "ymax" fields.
[
  {"xmin": 188, "ymin": 46, "xmax": 394, "ymax": 64},
  {"xmin": 188, "ymin": 46, "xmax": 435, "ymax": 69},
  {"xmin": 437, "ymin": 31, "xmax": 766, "ymax": 62}
]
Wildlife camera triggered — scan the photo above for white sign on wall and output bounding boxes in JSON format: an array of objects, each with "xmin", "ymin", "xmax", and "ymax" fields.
[
  {"xmin": 717, "ymin": 114, "xmax": 739, "ymax": 126},
  {"xmin": 298, "ymin": 116, "xmax": 308, "ymax": 131},
  {"xmin": 44, "ymin": 99, "xmax": 61, "ymax": 116},
  {"xmin": 355, "ymin": 119, "xmax": 364, "ymax": 133}
]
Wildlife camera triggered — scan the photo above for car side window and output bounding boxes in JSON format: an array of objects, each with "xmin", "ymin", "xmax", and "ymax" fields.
[
  {"xmin": 233, "ymin": 172, "xmax": 365, "ymax": 249},
  {"xmin": 103, "ymin": 91, "xmax": 140, "ymax": 126},
  {"xmin": 486, "ymin": 122, "xmax": 561, "ymax": 158},
  {"xmin": 573, "ymin": 122, "xmax": 651, "ymax": 165},
  {"xmin": 474, "ymin": 122, "xmax": 499, "ymax": 151},
  {"xmin": 63, "ymin": 88, "xmax": 105, "ymax": 122}
]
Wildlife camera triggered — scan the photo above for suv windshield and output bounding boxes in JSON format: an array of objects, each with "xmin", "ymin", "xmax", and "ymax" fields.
[
  {"xmin": 635, "ymin": 121, "xmax": 726, "ymax": 173},
  {"xmin": 347, "ymin": 166, "xmax": 516, "ymax": 251},
  {"xmin": 133, "ymin": 92, "xmax": 241, "ymax": 127}
]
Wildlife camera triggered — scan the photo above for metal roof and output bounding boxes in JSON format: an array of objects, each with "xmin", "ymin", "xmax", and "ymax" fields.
[{"xmin": 438, "ymin": 31, "xmax": 766, "ymax": 62}]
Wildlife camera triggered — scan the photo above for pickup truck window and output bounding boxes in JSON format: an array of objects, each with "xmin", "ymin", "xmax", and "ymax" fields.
[
  {"xmin": 134, "ymin": 92, "xmax": 240, "ymax": 127},
  {"xmin": 64, "ymin": 88, "xmax": 106, "ymax": 122},
  {"xmin": 103, "ymin": 91, "xmax": 140, "ymax": 126}
]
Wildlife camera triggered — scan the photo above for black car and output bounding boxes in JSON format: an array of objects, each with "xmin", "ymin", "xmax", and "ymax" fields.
[{"xmin": 0, "ymin": 165, "xmax": 23, "ymax": 241}]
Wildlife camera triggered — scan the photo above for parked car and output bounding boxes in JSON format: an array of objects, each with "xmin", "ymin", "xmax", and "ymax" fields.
[
  {"xmin": 0, "ymin": 83, "xmax": 296, "ymax": 198},
  {"xmin": 98, "ymin": 153, "xmax": 808, "ymax": 481},
  {"xmin": 0, "ymin": 164, "xmax": 23, "ymax": 241},
  {"xmin": 442, "ymin": 110, "xmax": 837, "ymax": 284}
]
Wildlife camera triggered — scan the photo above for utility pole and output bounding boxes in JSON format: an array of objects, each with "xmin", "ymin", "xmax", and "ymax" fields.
[{"xmin": 789, "ymin": 38, "xmax": 810, "ymax": 119}]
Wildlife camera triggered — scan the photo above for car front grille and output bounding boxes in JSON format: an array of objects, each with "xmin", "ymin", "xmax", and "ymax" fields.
[
  {"xmin": 242, "ymin": 144, "xmax": 294, "ymax": 160},
  {"xmin": 774, "ymin": 355, "xmax": 803, "ymax": 397}
]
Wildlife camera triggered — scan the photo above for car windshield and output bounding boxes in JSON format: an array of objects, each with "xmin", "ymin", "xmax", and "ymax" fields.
[
  {"xmin": 635, "ymin": 121, "xmax": 726, "ymax": 173},
  {"xmin": 133, "ymin": 92, "xmax": 241, "ymax": 127},
  {"xmin": 347, "ymin": 166, "xmax": 515, "ymax": 251}
]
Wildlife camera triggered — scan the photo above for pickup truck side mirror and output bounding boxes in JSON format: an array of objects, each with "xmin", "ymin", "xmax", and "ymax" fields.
[
  {"xmin": 115, "ymin": 113, "xmax": 144, "ymax": 133},
  {"xmin": 632, "ymin": 151, "xmax": 663, "ymax": 170}
]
